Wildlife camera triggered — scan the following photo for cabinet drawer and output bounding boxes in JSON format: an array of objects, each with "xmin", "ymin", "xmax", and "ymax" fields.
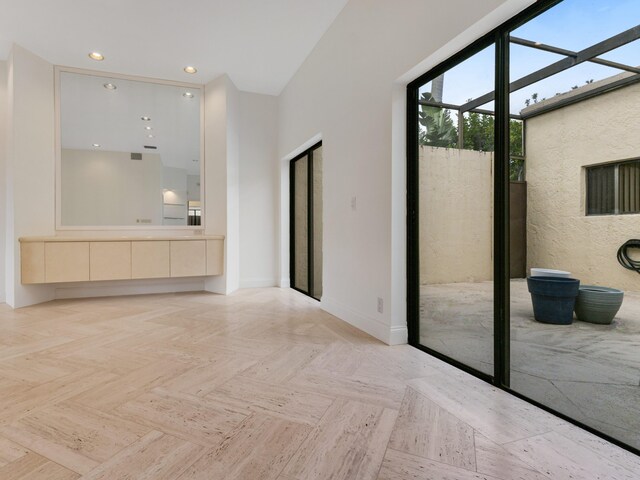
[
  {"xmin": 132, "ymin": 241, "xmax": 170, "ymax": 279},
  {"xmin": 21, "ymin": 242, "xmax": 45, "ymax": 284},
  {"xmin": 170, "ymin": 240, "xmax": 206, "ymax": 277},
  {"xmin": 45, "ymin": 242, "xmax": 90, "ymax": 283},
  {"xmin": 90, "ymin": 242, "xmax": 131, "ymax": 281}
]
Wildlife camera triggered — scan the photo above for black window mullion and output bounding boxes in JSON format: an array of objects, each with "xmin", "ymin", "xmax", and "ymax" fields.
[
  {"xmin": 494, "ymin": 30, "xmax": 511, "ymax": 388},
  {"xmin": 308, "ymin": 150, "xmax": 315, "ymax": 299},
  {"xmin": 406, "ymin": 86, "xmax": 420, "ymax": 346},
  {"xmin": 289, "ymin": 160, "xmax": 296, "ymax": 289}
]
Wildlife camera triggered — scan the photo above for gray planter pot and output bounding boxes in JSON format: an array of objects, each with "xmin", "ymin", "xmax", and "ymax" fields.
[{"xmin": 574, "ymin": 286, "xmax": 624, "ymax": 325}]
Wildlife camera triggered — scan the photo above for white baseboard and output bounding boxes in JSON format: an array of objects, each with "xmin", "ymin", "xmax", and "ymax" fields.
[
  {"xmin": 13, "ymin": 284, "xmax": 56, "ymax": 308},
  {"xmin": 239, "ymin": 278, "xmax": 278, "ymax": 288},
  {"xmin": 54, "ymin": 277, "xmax": 206, "ymax": 300},
  {"xmin": 321, "ymin": 296, "xmax": 399, "ymax": 345},
  {"xmin": 389, "ymin": 325, "xmax": 409, "ymax": 346},
  {"xmin": 279, "ymin": 278, "xmax": 290, "ymax": 288}
]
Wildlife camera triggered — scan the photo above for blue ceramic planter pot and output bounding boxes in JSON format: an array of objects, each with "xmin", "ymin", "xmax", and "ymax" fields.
[{"xmin": 527, "ymin": 276, "xmax": 580, "ymax": 325}]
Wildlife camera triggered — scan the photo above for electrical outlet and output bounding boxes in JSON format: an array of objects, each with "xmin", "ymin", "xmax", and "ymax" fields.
[{"xmin": 377, "ymin": 297, "xmax": 383, "ymax": 314}]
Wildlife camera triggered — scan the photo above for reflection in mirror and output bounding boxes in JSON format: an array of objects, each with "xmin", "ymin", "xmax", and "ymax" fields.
[{"xmin": 59, "ymin": 71, "xmax": 201, "ymax": 227}]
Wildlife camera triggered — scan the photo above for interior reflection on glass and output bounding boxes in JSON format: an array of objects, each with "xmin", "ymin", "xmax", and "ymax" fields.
[{"xmin": 59, "ymin": 71, "xmax": 201, "ymax": 226}]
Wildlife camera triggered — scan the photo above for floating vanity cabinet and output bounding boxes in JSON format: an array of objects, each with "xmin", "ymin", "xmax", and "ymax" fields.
[{"xmin": 19, "ymin": 236, "xmax": 224, "ymax": 284}]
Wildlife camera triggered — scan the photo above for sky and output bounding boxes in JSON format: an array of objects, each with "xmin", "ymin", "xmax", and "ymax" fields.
[{"xmin": 419, "ymin": 0, "xmax": 640, "ymax": 115}]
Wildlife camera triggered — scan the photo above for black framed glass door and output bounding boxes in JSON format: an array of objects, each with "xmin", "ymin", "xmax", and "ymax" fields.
[
  {"xmin": 290, "ymin": 142, "xmax": 323, "ymax": 300},
  {"xmin": 407, "ymin": 0, "xmax": 640, "ymax": 455},
  {"xmin": 409, "ymin": 43, "xmax": 497, "ymax": 378}
]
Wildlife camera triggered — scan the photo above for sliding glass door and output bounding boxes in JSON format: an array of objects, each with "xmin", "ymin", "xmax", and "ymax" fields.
[
  {"xmin": 408, "ymin": 0, "xmax": 640, "ymax": 455},
  {"xmin": 290, "ymin": 142, "xmax": 323, "ymax": 300},
  {"xmin": 508, "ymin": 0, "xmax": 640, "ymax": 453},
  {"xmin": 412, "ymin": 45, "xmax": 496, "ymax": 377}
]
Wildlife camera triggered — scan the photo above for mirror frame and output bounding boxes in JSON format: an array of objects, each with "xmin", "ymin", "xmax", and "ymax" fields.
[{"xmin": 54, "ymin": 65, "xmax": 205, "ymax": 230}]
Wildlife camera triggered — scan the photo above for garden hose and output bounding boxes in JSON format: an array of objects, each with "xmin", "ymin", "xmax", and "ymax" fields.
[{"xmin": 617, "ymin": 239, "xmax": 640, "ymax": 274}]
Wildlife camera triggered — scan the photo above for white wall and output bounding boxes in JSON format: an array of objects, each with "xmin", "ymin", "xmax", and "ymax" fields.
[
  {"xmin": 203, "ymin": 74, "xmax": 241, "ymax": 294},
  {"xmin": 239, "ymin": 91, "xmax": 279, "ymax": 288},
  {"xmin": 0, "ymin": 60, "xmax": 6, "ymax": 303},
  {"xmin": 277, "ymin": 0, "xmax": 534, "ymax": 344},
  {"xmin": 187, "ymin": 175, "xmax": 200, "ymax": 202},
  {"xmin": 5, "ymin": 45, "xmax": 56, "ymax": 307},
  {"xmin": 62, "ymin": 149, "xmax": 163, "ymax": 226},
  {"xmin": 162, "ymin": 165, "xmax": 188, "ymax": 226}
]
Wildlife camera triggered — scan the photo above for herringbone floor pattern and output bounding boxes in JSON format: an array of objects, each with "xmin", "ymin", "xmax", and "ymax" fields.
[{"xmin": 0, "ymin": 288, "xmax": 637, "ymax": 479}]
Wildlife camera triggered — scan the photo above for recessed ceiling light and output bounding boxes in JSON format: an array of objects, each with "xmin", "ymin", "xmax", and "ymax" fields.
[
  {"xmin": 103, "ymin": 83, "xmax": 117, "ymax": 90},
  {"xmin": 141, "ymin": 116, "xmax": 151, "ymax": 121},
  {"xmin": 183, "ymin": 92, "xmax": 194, "ymax": 98},
  {"xmin": 92, "ymin": 143, "xmax": 101, "ymax": 147},
  {"xmin": 147, "ymin": 134, "xmax": 154, "ymax": 138},
  {"xmin": 89, "ymin": 52, "xmax": 104, "ymax": 61},
  {"xmin": 183, "ymin": 66, "xmax": 197, "ymax": 74},
  {"xmin": 145, "ymin": 126, "xmax": 152, "ymax": 130}
]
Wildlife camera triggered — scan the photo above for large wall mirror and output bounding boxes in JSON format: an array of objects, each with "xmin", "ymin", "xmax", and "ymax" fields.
[{"xmin": 56, "ymin": 68, "xmax": 203, "ymax": 228}]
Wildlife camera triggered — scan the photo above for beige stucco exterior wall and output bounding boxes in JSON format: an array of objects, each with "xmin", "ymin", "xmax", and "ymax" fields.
[
  {"xmin": 419, "ymin": 146, "xmax": 493, "ymax": 285},
  {"xmin": 526, "ymin": 83, "xmax": 640, "ymax": 291}
]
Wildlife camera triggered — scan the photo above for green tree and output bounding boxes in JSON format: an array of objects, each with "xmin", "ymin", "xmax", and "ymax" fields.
[
  {"xmin": 461, "ymin": 111, "xmax": 524, "ymax": 180},
  {"xmin": 462, "ymin": 112, "xmax": 494, "ymax": 151},
  {"xmin": 510, "ymin": 119, "xmax": 524, "ymax": 181},
  {"xmin": 417, "ymin": 92, "xmax": 525, "ymax": 180},
  {"xmin": 418, "ymin": 92, "xmax": 457, "ymax": 148}
]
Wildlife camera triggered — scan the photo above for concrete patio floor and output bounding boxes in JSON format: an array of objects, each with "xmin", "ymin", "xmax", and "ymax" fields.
[{"xmin": 420, "ymin": 279, "xmax": 640, "ymax": 450}]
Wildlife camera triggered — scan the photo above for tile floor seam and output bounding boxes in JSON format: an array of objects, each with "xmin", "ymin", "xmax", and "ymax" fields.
[
  {"xmin": 498, "ymin": 430, "xmax": 555, "ymax": 447},
  {"xmin": 547, "ymin": 379, "xmax": 590, "ymax": 419},
  {"xmin": 0, "ymin": 436, "xmax": 85, "ymax": 477},
  {"xmin": 383, "ymin": 447, "xmax": 506, "ymax": 479}
]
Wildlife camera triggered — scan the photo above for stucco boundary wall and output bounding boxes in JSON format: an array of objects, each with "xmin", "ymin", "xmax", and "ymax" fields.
[
  {"xmin": 525, "ymin": 84, "xmax": 640, "ymax": 292},
  {"xmin": 419, "ymin": 146, "xmax": 494, "ymax": 285}
]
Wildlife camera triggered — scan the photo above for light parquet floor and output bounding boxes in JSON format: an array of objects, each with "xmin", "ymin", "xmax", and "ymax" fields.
[{"xmin": 0, "ymin": 288, "xmax": 637, "ymax": 479}]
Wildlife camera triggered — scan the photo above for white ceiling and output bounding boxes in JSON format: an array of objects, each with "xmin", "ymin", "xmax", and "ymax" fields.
[
  {"xmin": 60, "ymin": 71, "xmax": 201, "ymax": 175},
  {"xmin": 0, "ymin": 0, "xmax": 349, "ymax": 95}
]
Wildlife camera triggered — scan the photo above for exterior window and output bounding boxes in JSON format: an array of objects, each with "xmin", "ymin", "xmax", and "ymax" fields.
[{"xmin": 586, "ymin": 160, "xmax": 640, "ymax": 215}]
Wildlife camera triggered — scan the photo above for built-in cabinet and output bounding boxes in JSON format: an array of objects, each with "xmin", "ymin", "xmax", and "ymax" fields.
[{"xmin": 19, "ymin": 236, "xmax": 224, "ymax": 284}]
